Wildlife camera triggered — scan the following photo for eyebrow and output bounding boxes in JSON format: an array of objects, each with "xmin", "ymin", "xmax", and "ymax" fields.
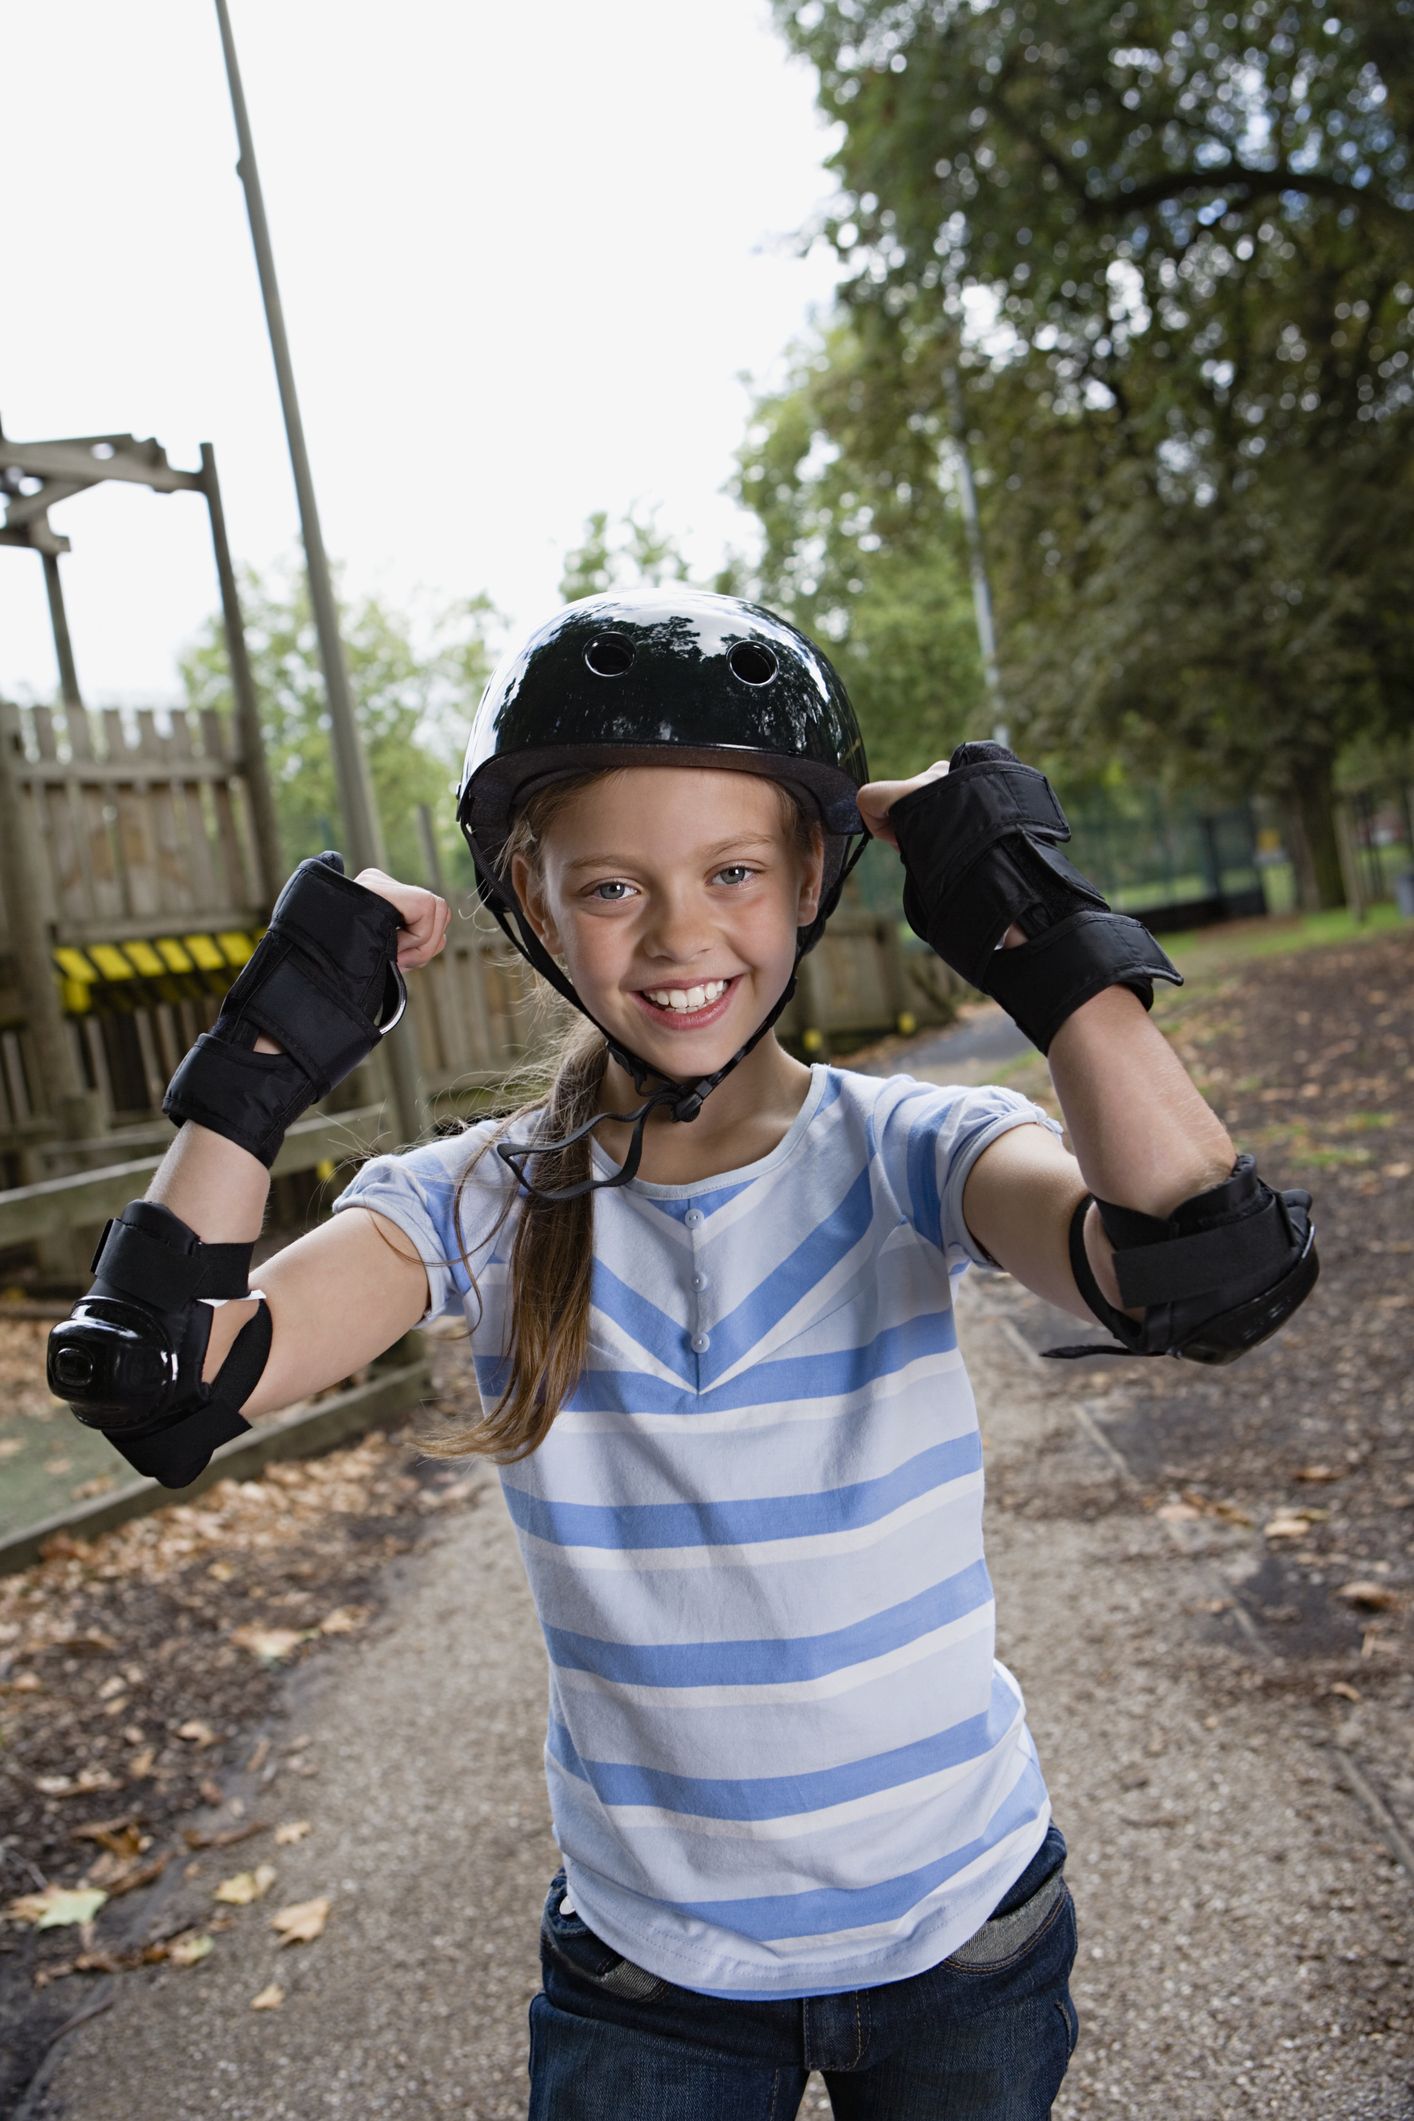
[{"xmin": 562, "ymin": 834, "xmax": 781, "ymax": 874}]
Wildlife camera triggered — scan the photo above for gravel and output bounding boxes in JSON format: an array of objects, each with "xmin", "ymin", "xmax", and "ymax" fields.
[{"xmin": 11, "ymin": 1279, "xmax": 1411, "ymax": 2120}]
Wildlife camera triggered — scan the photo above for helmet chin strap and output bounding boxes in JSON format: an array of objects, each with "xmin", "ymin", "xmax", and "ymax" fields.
[{"xmin": 463, "ymin": 822, "xmax": 869, "ymax": 1205}]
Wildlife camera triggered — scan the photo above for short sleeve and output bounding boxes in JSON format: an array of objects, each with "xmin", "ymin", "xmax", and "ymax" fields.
[
  {"xmin": 878, "ymin": 1075, "xmax": 1066, "ymax": 1278},
  {"xmin": 329, "ymin": 1122, "xmax": 510, "ymax": 1327}
]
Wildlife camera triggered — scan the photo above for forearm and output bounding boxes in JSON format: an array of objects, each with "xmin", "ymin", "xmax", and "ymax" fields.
[
  {"xmin": 145, "ymin": 1033, "xmax": 281, "ymax": 1244},
  {"xmin": 1044, "ymin": 984, "xmax": 1236, "ymax": 1216}
]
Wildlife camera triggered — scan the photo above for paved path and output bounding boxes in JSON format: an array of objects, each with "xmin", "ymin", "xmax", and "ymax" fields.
[{"xmin": 20, "ymin": 1274, "xmax": 1410, "ymax": 2120}]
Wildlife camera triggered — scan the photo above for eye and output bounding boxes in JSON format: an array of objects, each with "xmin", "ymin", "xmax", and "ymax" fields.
[
  {"xmin": 715, "ymin": 864, "xmax": 757, "ymax": 886},
  {"xmin": 587, "ymin": 878, "xmax": 636, "ymax": 902}
]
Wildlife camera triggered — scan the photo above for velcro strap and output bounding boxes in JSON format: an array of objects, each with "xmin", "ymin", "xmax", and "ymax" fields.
[
  {"xmin": 890, "ymin": 760, "xmax": 1069, "ymax": 896},
  {"xmin": 96, "ymin": 1215, "xmax": 255, "ymax": 1304},
  {"xmin": 985, "ymin": 910, "xmax": 1183, "ymax": 1053},
  {"xmin": 1111, "ymin": 1188, "xmax": 1294, "ymax": 1309}
]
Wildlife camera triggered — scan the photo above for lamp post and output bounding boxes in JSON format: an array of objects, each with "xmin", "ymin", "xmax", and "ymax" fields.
[{"xmin": 213, "ymin": 0, "xmax": 425, "ymax": 1145}]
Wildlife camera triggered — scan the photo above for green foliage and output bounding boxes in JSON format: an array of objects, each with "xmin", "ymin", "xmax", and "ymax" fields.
[
  {"xmin": 728, "ymin": 314, "xmax": 993, "ymax": 782},
  {"xmin": 558, "ymin": 506, "xmax": 694, "ymax": 603},
  {"xmin": 767, "ymin": 0, "xmax": 1414, "ymax": 896},
  {"xmin": 179, "ymin": 559, "xmax": 504, "ymax": 896}
]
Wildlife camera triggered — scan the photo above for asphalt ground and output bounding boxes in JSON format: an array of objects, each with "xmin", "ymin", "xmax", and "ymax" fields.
[{"xmin": 10, "ymin": 1267, "xmax": 1410, "ymax": 2121}]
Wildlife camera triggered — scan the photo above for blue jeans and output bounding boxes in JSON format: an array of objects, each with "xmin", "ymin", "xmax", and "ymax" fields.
[{"xmin": 527, "ymin": 1825, "xmax": 1080, "ymax": 2119}]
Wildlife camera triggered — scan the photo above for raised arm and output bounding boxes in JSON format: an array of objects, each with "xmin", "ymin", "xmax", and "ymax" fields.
[
  {"xmin": 861, "ymin": 742, "xmax": 1318, "ymax": 1364},
  {"xmin": 46, "ymin": 855, "xmax": 451, "ymax": 1488}
]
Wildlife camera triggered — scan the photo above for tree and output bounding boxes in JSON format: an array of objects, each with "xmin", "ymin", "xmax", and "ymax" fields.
[
  {"xmin": 729, "ymin": 312, "xmax": 995, "ymax": 784},
  {"xmin": 179, "ymin": 559, "xmax": 505, "ymax": 897},
  {"xmin": 558, "ymin": 506, "xmax": 695, "ymax": 603},
  {"xmin": 770, "ymin": 0, "xmax": 1414, "ymax": 904}
]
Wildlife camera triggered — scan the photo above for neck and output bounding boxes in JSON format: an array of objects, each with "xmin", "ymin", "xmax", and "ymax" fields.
[{"xmin": 594, "ymin": 1034, "xmax": 814, "ymax": 1184}]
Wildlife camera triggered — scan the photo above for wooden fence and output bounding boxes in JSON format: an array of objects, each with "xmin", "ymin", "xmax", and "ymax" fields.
[{"xmin": 0, "ymin": 699, "xmax": 960, "ymax": 1274}]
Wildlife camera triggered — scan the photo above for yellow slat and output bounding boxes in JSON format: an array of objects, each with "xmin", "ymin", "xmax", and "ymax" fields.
[{"xmin": 122, "ymin": 940, "xmax": 167, "ymax": 978}]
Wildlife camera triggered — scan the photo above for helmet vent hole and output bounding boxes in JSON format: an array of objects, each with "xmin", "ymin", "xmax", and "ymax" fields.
[
  {"xmin": 728, "ymin": 642, "xmax": 778, "ymax": 686},
  {"xmin": 584, "ymin": 633, "xmax": 635, "ymax": 678}
]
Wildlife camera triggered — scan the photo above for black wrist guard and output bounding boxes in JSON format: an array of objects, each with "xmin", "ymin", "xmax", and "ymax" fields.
[
  {"xmin": 46, "ymin": 1200, "xmax": 273, "ymax": 1488},
  {"xmin": 889, "ymin": 742, "xmax": 1184, "ymax": 1053},
  {"xmin": 1041, "ymin": 1153, "xmax": 1319, "ymax": 1365},
  {"xmin": 162, "ymin": 852, "xmax": 408, "ymax": 1169}
]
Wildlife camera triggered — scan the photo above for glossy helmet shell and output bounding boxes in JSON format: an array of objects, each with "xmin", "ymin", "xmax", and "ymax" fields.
[{"xmin": 456, "ymin": 586, "xmax": 869, "ymax": 952}]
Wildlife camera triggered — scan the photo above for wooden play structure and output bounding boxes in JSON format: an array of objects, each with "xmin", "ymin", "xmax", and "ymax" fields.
[{"xmin": 0, "ymin": 420, "xmax": 954, "ymax": 1298}]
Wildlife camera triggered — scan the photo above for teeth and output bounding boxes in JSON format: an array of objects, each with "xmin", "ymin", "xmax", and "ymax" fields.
[{"xmin": 644, "ymin": 978, "xmax": 729, "ymax": 1013}]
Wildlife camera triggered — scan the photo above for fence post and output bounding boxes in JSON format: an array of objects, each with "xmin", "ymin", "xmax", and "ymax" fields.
[{"xmin": 0, "ymin": 701, "xmax": 103, "ymax": 1280}]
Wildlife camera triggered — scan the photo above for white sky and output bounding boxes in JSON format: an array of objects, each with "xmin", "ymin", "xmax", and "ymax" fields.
[{"xmin": 1, "ymin": 0, "xmax": 845, "ymax": 707}]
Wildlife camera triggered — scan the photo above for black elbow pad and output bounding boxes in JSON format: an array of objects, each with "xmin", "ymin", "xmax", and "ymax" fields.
[
  {"xmin": 46, "ymin": 1200, "xmax": 272, "ymax": 1488},
  {"xmin": 1042, "ymin": 1154, "xmax": 1319, "ymax": 1365}
]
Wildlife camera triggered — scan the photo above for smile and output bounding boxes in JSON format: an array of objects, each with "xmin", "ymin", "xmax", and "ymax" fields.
[{"xmin": 632, "ymin": 975, "xmax": 741, "ymax": 1029}]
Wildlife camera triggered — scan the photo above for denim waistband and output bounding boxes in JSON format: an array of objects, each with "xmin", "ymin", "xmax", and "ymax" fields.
[{"xmin": 989, "ymin": 1821, "xmax": 1067, "ymax": 1920}]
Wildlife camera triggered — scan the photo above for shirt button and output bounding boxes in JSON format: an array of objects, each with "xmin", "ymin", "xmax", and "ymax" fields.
[
  {"xmin": 690, "ymin": 1331, "xmax": 710, "ymax": 1354},
  {"xmin": 691, "ymin": 1272, "xmax": 707, "ymax": 1290},
  {"xmin": 683, "ymin": 1208, "xmax": 703, "ymax": 1228}
]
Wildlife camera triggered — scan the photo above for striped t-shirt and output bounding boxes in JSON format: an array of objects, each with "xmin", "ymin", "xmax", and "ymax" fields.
[{"xmin": 331, "ymin": 1062, "xmax": 1065, "ymax": 2000}]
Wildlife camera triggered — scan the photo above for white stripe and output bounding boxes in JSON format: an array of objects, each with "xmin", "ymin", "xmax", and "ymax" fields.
[
  {"xmin": 547, "ymin": 1344, "xmax": 968, "ymax": 1439},
  {"xmin": 550, "ymin": 1599, "xmax": 994, "ymax": 1710},
  {"xmin": 513, "ymin": 1465, "xmax": 984, "ymax": 1574},
  {"xmin": 570, "ymin": 1695, "xmax": 1026, "ymax": 1842}
]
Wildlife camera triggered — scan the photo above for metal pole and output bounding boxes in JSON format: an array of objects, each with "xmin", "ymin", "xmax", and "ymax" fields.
[
  {"xmin": 199, "ymin": 442, "xmax": 284, "ymax": 904},
  {"xmin": 943, "ymin": 360, "xmax": 1007, "ymax": 750},
  {"xmin": 42, "ymin": 551, "xmax": 84, "ymax": 712},
  {"xmin": 213, "ymin": 0, "xmax": 425, "ymax": 1145}
]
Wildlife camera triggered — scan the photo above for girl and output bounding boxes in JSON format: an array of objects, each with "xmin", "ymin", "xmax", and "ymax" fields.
[{"xmin": 135, "ymin": 586, "xmax": 1290, "ymax": 2118}]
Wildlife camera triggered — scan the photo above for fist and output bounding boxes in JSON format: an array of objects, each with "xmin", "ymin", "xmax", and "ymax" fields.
[
  {"xmin": 855, "ymin": 760, "xmax": 951, "ymax": 851},
  {"xmin": 352, "ymin": 868, "xmax": 452, "ymax": 970},
  {"xmin": 859, "ymin": 747, "xmax": 1028, "ymax": 948}
]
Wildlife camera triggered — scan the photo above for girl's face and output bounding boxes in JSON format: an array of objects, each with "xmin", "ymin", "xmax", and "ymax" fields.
[{"xmin": 511, "ymin": 767, "xmax": 824, "ymax": 1069}]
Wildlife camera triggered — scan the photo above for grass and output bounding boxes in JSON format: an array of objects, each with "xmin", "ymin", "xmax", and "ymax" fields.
[{"xmin": 1155, "ymin": 901, "xmax": 1408, "ymax": 984}]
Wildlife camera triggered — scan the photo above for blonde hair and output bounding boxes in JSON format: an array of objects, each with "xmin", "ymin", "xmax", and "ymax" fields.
[{"xmin": 378, "ymin": 767, "xmax": 819, "ymax": 1465}]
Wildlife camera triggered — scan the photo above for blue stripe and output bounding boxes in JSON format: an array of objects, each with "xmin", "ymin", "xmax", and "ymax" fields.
[
  {"xmin": 614, "ymin": 1752, "xmax": 1049, "ymax": 1947},
  {"xmin": 700, "ymin": 1161, "xmax": 878, "ymax": 1382},
  {"xmin": 474, "ymin": 1308, "xmax": 961, "ymax": 1417},
  {"xmin": 589, "ymin": 1259, "xmax": 697, "ymax": 1382},
  {"xmin": 547, "ymin": 1666, "xmax": 1018, "ymax": 1820},
  {"xmin": 900, "ymin": 1087, "xmax": 943, "ymax": 1247},
  {"xmin": 645, "ymin": 1182, "xmax": 753, "ymax": 1222},
  {"xmin": 539, "ymin": 1555, "xmax": 993, "ymax": 1688},
  {"xmin": 503, "ymin": 1428, "xmax": 981, "ymax": 1553}
]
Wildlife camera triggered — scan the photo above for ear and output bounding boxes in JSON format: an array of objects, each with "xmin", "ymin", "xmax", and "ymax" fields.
[
  {"xmin": 796, "ymin": 825, "xmax": 826, "ymax": 927},
  {"xmin": 509, "ymin": 850, "xmax": 566, "ymax": 958}
]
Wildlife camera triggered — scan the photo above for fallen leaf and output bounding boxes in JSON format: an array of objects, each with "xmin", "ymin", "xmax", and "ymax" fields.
[
  {"xmin": 251, "ymin": 1982, "xmax": 285, "ymax": 2010},
  {"xmin": 230, "ymin": 1625, "xmax": 308, "ymax": 1663},
  {"xmin": 1329, "ymin": 1682, "xmax": 1362, "ymax": 1703},
  {"xmin": 1264, "ymin": 1508, "xmax": 1331, "ymax": 1539},
  {"xmin": 316, "ymin": 1605, "xmax": 369, "ymax": 1636},
  {"xmin": 270, "ymin": 1896, "xmax": 330, "ymax": 1947},
  {"xmin": 214, "ymin": 1863, "xmax": 278, "ymax": 1906},
  {"xmin": 1293, "ymin": 1465, "xmax": 1341, "ymax": 1483},
  {"xmin": 176, "ymin": 1720, "xmax": 218, "ymax": 1747},
  {"xmin": 167, "ymin": 1930, "xmax": 214, "ymax": 1967},
  {"xmin": 1157, "ymin": 1501, "xmax": 1203, "ymax": 1523},
  {"xmin": 1337, "ymin": 1581, "xmax": 1402, "ymax": 1611},
  {"xmin": 274, "ymin": 1820, "xmax": 313, "ymax": 1846},
  {"xmin": 6, "ymin": 1885, "xmax": 109, "ymax": 1929}
]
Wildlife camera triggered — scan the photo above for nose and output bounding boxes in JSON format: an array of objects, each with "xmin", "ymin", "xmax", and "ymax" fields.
[{"xmin": 641, "ymin": 882, "xmax": 715, "ymax": 965}]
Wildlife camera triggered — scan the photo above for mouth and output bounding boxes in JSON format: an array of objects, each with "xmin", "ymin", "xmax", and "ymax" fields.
[{"xmin": 630, "ymin": 974, "xmax": 742, "ymax": 1032}]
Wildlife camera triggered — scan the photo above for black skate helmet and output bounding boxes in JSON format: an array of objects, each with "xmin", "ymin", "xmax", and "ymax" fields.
[{"xmin": 455, "ymin": 585, "xmax": 870, "ymax": 1199}]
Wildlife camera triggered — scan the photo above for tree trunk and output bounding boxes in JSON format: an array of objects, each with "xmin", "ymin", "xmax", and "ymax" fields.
[{"xmin": 1279, "ymin": 754, "xmax": 1347, "ymax": 913}]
